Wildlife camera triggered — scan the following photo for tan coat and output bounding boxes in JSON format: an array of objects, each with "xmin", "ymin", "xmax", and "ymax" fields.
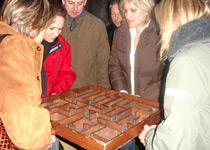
[
  {"xmin": 61, "ymin": 11, "xmax": 111, "ymax": 89},
  {"xmin": 0, "ymin": 22, "xmax": 51, "ymax": 150}
]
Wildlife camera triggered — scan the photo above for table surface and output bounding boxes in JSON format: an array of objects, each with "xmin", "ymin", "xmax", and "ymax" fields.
[{"xmin": 41, "ymin": 85, "xmax": 161, "ymax": 150}]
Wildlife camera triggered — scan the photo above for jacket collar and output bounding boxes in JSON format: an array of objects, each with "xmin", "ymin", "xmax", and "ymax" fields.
[
  {"xmin": 168, "ymin": 17, "xmax": 210, "ymax": 62},
  {"xmin": 68, "ymin": 9, "xmax": 85, "ymax": 32},
  {"xmin": 129, "ymin": 20, "xmax": 151, "ymax": 39}
]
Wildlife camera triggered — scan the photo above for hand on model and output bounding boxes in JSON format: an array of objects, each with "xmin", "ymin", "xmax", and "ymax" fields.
[
  {"xmin": 139, "ymin": 124, "xmax": 156, "ymax": 146},
  {"xmin": 47, "ymin": 135, "xmax": 56, "ymax": 149}
]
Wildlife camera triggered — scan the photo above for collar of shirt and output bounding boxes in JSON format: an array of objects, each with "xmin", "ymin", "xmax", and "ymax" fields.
[
  {"xmin": 68, "ymin": 9, "xmax": 85, "ymax": 32},
  {"xmin": 128, "ymin": 20, "xmax": 150, "ymax": 95},
  {"xmin": 129, "ymin": 20, "xmax": 151, "ymax": 39}
]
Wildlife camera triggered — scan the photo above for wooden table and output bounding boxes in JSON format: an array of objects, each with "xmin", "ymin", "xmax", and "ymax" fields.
[{"xmin": 41, "ymin": 85, "xmax": 161, "ymax": 150}]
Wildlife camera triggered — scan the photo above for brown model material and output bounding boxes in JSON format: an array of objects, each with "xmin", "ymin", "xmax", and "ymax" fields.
[{"xmin": 41, "ymin": 85, "xmax": 161, "ymax": 150}]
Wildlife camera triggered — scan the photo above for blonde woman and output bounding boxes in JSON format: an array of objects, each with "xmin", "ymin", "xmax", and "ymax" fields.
[
  {"xmin": 108, "ymin": 0, "xmax": 165, "ymax": 149},
  {"xmin": 0, "ymin": 0, "xmax": 56, "ymax": 149},
  {"xmin": 109, "ymin": 0, "xmax": 165, "ymax": 102},
  {"xmin": 139, "ymin": 0, "xmax": 210, "ymax": 150}
]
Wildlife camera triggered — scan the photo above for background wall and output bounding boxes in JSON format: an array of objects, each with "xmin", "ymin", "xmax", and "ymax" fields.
[
  {"xmin": 0, "ymin": 0, "xmax": 4, "ymax": 10},
  {"xmin": 85, "ymin": 0, "xmax": 110, "ymax": 25},
  {"xmin": 85, "ymin": 0, "xmax": 161, "ymax": 25},
  {"xmin": 0, "ymin": 0, "xmax": 161, "ymax": 25},
  {"xmin": 0, "ymin": 0, "xmax": 110, "ymax": 25}
]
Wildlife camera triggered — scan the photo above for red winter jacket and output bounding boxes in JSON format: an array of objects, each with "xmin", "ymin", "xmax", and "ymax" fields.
[{"xmin": 42, "ymin": 35, "xmax": 76, "ymax": 97}]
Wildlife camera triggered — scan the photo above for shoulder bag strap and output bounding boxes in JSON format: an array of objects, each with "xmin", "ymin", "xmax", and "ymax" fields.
[{"xmin": 0, "ymin": 34, "xmax": 11, "ymax": 43}]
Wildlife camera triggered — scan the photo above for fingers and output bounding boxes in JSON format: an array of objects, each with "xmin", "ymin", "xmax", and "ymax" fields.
[
  {"xmin": 138, "ymin": 124, "xmax": 153, "ymax": 146},
  {"xmin": 144, "ymin": 124, "xmax": 151, "ymax": 131},
  {"xmin": 47, "ymin": 135, "xmax": 56, "ymax": 149},
  {"xmin": 51, "ymin": 135, "xmax": 56, "ymax": 144},
  {"xmin": 139, "ymin": 131, "xmax": 146, "ymax": 146},
  {"xmin": 151, "ymin": 125, "xmax": 157, "ymax": 128}
]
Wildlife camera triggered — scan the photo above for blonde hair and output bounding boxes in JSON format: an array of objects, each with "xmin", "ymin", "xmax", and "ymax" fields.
[
  {"xmin": 155, "ymin": 0, "xmax": 210, "ymax": 61},
  {"xmin": 0, "ymin": 0, "xmax": 52, "ymax": 39},
  {"xmin": 120, "ymin": 0, "xmax": 154, "ymax": 23}
]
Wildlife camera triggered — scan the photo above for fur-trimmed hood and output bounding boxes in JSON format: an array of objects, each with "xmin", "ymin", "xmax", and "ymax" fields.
[{"xmin": 168, "ymin": 17, "xmax": 210, "ymax": 62}]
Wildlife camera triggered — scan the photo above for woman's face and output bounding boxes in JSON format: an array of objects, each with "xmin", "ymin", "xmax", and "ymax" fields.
[
  {"xmin": 62, "ymin": 0, "xmax": 87, "ymax": 18},
  {"xmin": 124, "ymin": 0, "xmax": 147, "ymax": 28},
  {"xmin": 111, "ymin": 3, "xmax": 122, "ymax": 27},
  {"xmin": 44, "ymin": 16, "xmax": 65, "ymax": 43}
]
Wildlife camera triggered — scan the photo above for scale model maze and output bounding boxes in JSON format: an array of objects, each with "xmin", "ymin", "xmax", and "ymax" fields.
[{"xmin": 41, "ymin": 85, "xmax": 161, "ymax": 150}]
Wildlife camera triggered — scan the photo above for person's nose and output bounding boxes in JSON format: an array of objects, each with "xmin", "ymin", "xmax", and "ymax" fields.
[
  {"xmin": 115, "ymin": 14, "xmax": 119, "ymax": 20},
  {"xmin": 125, "ymin": 12, "xmax": 130, "ymax": 19},
  {"xmin": 53, "ymin": 29, "xmax": 60, "ymax": 37},
  {"xmin": 73, "ymin": 4, "xmax": 78, "ymax": 11},
  {"xmin": 116, "ymin": 13, "xmax": 121, "ymax": 20},
  {"xmin": 113, "ymin": 15, "xmax": 117, "ymax": 21}
]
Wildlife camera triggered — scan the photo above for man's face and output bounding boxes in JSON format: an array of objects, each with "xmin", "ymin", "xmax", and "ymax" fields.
[
  {"xmin": 62, "ymin": 0, "xmax": 87, "ymax": 18},
  {"xmin": 110, "ymin": 3, "xmax": 122, "ymax": 27}
]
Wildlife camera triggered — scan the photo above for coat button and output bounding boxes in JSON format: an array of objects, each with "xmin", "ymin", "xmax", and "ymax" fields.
[
  {"xmin": 37, "ymin": 76, "xmax": 39, "ymax": 81},
  {"xmin": 37, "ymin": 47, "xmax": 41, "ymax": 51}
]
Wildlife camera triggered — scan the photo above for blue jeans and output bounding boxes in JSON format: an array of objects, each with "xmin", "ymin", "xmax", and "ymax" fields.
[
  {"xmin": 48, "ymin": 137, "xmax": 59, "ymax": 150},
  {"xmin": 120, "ymin": 138, "xmax": 135, "ymax": 150}
]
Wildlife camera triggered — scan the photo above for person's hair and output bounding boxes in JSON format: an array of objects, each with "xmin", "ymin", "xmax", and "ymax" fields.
[
  {"xmin": 0, "ymin": 0, "xmax": 52, "ymax": 39},
  {"xmin": 48, "ymin": 0, "xmax": 67, "ymax": 24},
  {"xmin": 119, "ymin": 0, "xmax": 154, "ymax": 23},
  {"xmin": 155, "ymin": 0, "xmax": 210, "ymax": 61},
  {"xmin": 109, "ymin": 0, "xmax": 121, "ymax": 10},
  {"xmin": 107, "ymin": 0, "xmax": 121, "ymax": 23}
]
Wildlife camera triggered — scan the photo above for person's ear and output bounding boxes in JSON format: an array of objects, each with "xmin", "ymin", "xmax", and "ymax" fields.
[
  {"xmin": 61, "ymin": 0, "xmax": 65, "ymax": 5},
  {"xmin": 174, "ymin": 12, "xmax": 181, "ymax": 29},
  {"xmin": 84, "ymin": 0, "xmax": 87, "ymax": 6}
]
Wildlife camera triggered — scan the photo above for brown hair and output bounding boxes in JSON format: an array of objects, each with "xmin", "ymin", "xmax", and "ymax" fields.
[
  {"xmin": 48, "ymin": 0, "xmax": 67, "ymax": 24},
  {"xmin": 0, "ymin": 0, "xmax": 52, "ymax": 39}
]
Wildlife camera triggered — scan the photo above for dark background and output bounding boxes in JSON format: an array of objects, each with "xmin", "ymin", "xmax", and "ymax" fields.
[
  {"xmin": 0, "ymin": 0, "xmax": 160, "ymax": 25},
  {"xmin": 0, "ymin": 0, "xmax": 3, "ymax": 10},
  {"xmin": 0, "ymin": 0, "xmax": 111, "ymax": 24}
]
